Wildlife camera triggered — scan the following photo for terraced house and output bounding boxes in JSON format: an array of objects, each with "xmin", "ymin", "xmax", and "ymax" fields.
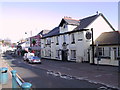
[{"xmin": 41, "ymin": 13, "xmax": 115, "ymax": 64}]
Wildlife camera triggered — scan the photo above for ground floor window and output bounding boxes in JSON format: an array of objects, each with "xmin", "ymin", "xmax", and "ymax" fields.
[
  {"xmin": 71, "ymin": 50, "xmax": 76, "ymax": 59},
  {"xmin": 56, "ymin": 50, "xmax": 60, "ymax": 59},
  {"xmin": 45, "ymin": 49, "xmax": 51, "ymax": 57},
  {"xmin": 95, "ymin": 47, "xmax": 110, "ymax": 59},
  {"xmin": 118, "ymin": 47, "xmax": 120, "ymax": 57}
]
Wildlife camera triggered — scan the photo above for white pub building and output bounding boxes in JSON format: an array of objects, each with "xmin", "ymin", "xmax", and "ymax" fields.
[{"xmin": 41, "ymin": 13, "xmax": 115, "ymax": 64}]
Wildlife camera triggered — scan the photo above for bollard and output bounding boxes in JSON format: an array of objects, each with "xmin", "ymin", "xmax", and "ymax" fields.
[
  {"xmin": 21, "ymin": 82, "xmax": 32, "ymax": 90},
  {"xmin": 11, "ymin": 70, "xmax": 18, "ymax": 88},
  {"xmin": 0, "ymin": 67, "xmax": 8, "ymax": 84},
  {"xmin": 11, "ymin": 70, "xmax": 16, "ymax": 77}
]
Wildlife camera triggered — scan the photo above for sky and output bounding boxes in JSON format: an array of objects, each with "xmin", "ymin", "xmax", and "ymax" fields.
[{"xmin": 0, "ymin": 1, "xmax": 119, "ymax": 43}]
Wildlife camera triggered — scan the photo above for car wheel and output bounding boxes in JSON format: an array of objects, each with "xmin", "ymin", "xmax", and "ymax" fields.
[{"xmin": 28, "ymin": 61, "xmax": 31, "ymax": 64}]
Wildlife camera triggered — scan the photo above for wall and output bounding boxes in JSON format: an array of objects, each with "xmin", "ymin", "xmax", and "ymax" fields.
[
  {"xmin": 95, "ymin": 58, "xmax": 118, "ymax": 66},
  {"xmin": 87, "ymin": 15, "xmax": 114, "ymax": 41},
  {"xmin": 25, "ymin": 38, "xmax": 30, "ymax": 48},
  {"xmin": 60, "ymin": 24, "xmax": 77, "ymax": 33},
  {"xmin": 68, "ymin": 25, "xmax": 77, "ymax": 32}
]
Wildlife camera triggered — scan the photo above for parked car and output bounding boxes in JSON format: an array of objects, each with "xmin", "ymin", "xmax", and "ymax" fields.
[
  {"xmin": 23, "ymin": 52, "xmax": 34, "ymax": 61},
  {"xmin": 28, "ymin": 56, "xmax": 41, "ymax": 64}
]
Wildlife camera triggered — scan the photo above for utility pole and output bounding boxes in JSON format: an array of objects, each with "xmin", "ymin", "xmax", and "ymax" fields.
[
  {"xmin": 91, "ymin": 28, "xmax": 95, "ymax": 65},
  {"xmin": 30, "ymin": 31, "xmax": 32, "ymax": 37}
]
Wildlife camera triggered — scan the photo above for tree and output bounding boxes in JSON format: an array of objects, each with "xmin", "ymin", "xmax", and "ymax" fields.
[{"xmin": 32, "ymin": 39, "xmax": 36, "ymax": 46}]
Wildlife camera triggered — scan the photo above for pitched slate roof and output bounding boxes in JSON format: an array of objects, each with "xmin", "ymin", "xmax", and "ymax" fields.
[
  {"xmin": 37, "ymin": 30, "xmax": 50, "ymax": 36},
  {"xmin": 59, "ymin": 17, "xmax": 79, "ymax": 27},
  {"xmin": 74, "ymin": 13, "xmax": 115, "ymax": 31},
  {"xmin": 74, "ymin": 15, "xmax": 98, "ymax": 30},
  {"xmin": 95, "ymin": 31, "xmax": 120, "ymax": 45},
  {"xmin": 42, "ymin": 27, "xmax": 59, "ymax": 38},
  {"xmin": 42, "ymin": 13, "xmax": 115, "ymax": 39}
]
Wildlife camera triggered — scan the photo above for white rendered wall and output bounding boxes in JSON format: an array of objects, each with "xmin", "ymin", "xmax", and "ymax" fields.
[
  {"xmin": 68, "ymin": 25, "xmax": 77, "ymax": 32},
  {"xmin": 87, "ymin": 15, "xmax": 114, "ymax": 41},
  {"xmin": 60, "ymin": 24, "xmax": 77, "ymax": 33}
]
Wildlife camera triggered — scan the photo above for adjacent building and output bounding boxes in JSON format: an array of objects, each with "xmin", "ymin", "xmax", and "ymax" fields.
[
  {"xmin": 23, "ymin": 30, "xmax": 50, "ymax": 56},
  {"xmin": 94, "ymin": 31, "xmax": 120, "ymax": 66}
]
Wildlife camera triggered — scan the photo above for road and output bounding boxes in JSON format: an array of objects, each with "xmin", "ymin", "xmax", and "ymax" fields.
[{"xmin": 1, "ymin": 53, "xmax": 118, "ymax": 89}]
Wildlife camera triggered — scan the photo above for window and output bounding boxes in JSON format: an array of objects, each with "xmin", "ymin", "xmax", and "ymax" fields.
[
  {"xmin": 63, "ymin": 35, "xmax": 66, "ymax": 43},
  {"xmin": 102, "ymin": 47, "xmax": 104, "ymax": 56},
  {"xmin": 71, "ymin": 50, "xmax": 76, "ymax": 59},
  {"xmin": 112, "ymin": 47, "xmax": 117, "ymax": 59},
  {"xmin": 63, "ymin": 24, "xmax": 67, "ymax": 29},
  {"xmin": 56, "ymin": 36, "xmax": 59, "ymax": 45},
  {"xmin": 118, "ymin": 47, "xmax": 120, "ymax": 56},
  {"xmin": 109, "ymin": 47, "xmax": 111, "ymax": 56},
  {"xmin": 63, "ymin": 25, "xmax": 66, "ymax": 28},
  {"xmin": 45, "ymin": 49, "xmax": 51, "ymax": 57},
  {"xmin": 98, "ymin": 47, "xmax": 104, "ymax": 56},
  {"xmin": 71, "ymin": 34, "xmax": 75, "ymax": 44},
  {"xmin": 46, "ymin": 38, "xmax": 51, "ymax": 45},
  {"xmin": 56, "ymin": 50, "xmax": 60, "ymax": 59}
]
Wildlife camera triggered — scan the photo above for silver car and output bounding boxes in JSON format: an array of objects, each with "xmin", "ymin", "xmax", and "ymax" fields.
[{"xmin": 28, "ymin": 56, "xmax": 41, "ymax": 64}]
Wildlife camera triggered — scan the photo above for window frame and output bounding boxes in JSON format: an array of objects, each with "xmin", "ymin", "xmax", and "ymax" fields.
[
  {"xmin": 71, "ymin": 50, "xmax": 76, "ymax": 59},
  {"xmin": 71, "ymin": 33, "xmax": 75, "ymax": 44}
]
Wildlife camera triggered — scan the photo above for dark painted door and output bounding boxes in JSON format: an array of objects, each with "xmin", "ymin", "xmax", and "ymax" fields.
[
  {"xmin": 62, "ymin": 50, "xmax": 68, "ymax": 61},
  {"xmin": 87, "ymin": 51, "xmax": 90, "ymax": 63}
]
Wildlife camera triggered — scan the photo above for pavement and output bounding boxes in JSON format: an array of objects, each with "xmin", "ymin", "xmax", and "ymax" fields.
[{"xmin": 0, "ymin": 54, "xmax": 12, "ymax": 89}]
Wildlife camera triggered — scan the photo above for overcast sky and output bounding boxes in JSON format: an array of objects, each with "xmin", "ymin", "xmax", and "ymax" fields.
[{"xmin": 0, "ymin": 1, "xmax": 118, "ymax": 43}]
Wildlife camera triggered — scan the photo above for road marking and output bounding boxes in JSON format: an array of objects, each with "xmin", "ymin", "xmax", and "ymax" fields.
[
  {"xmin": 2, "ymin": 59, "xmax": 25, "ymax": 83},
  {"xmin": 95, "ymin": 75, "xmax": 102, "ymax": 77}
]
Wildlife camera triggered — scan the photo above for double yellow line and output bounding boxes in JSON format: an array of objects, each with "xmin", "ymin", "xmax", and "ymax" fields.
[{"xmin": 3, "ymin": 59, "xmax": 25, "ymax": 83}]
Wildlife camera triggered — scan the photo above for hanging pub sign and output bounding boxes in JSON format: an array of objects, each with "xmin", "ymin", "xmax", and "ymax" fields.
[{"xmin": 85, "ymin": 31, "xmax": 92, "ymax": 40}]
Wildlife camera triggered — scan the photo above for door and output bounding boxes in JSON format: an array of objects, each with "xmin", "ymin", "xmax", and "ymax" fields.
[
  {"xmin": 62, "ymin": 50, "xmax": 68, "ymax": 61},
  {"xmin": 87, "ymin": 50, "xmax": 90, "ymax": 63}
]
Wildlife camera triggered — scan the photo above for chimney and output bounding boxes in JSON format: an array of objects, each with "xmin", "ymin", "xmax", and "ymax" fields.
[{"xmin": 64, "ymin": 16, "xmax": 72, "ymax": 19}]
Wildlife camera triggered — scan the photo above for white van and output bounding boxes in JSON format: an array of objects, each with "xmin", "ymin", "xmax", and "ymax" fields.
[{"xmin": 23, "ymin": 52, "xmax": 34, "ymax": 61}]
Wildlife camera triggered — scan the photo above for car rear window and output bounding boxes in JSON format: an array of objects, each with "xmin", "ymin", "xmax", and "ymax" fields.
[{"xmin": 32, "ymin": 56, "xmax": 40, "ymax": 59}]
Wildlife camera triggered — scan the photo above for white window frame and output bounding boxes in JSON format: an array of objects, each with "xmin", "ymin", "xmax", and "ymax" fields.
[
  {"xmin": 56, "ymin": 36, "xmax": 59, "ymax": 45},
  {"xmin": 71, "ymin": 33, "xmax": 75, "ymax": 44},
  {"xmin": 71, "ymin": 50, "xmax": 76, "ymax": 59},
  {"xmin": 56, "ymin": 50, "xmax": 60, "ymax": 59}
]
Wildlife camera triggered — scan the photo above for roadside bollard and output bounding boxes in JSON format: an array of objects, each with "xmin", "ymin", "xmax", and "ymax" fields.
[
  {"xmin": 11, "ymin": 70, "xmax": 18, "ymax": 88},
  {"xmin": 21, "ymin": 82, "xmax": 32, "ymax": 90},
  {"xmin": 0, "ymin": 67, "xmax": 8, "ymax": 84}
]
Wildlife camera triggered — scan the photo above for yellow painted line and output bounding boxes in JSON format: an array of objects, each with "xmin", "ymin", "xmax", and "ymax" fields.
[{"xmin": 3, "ymin": 59, "xmax": 25, "ymax": 83}]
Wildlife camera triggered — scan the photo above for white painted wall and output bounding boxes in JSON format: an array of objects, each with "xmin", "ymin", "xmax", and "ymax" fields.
[
  {"xmin": 25, "ymin": 38, "xmax": 30, "ymax": 48},
  {"xmin": 41, "ymin": 39, "xmax": 45, "ymax": 57},
  {"xmin": 87, "ymin": 15, "xmax": 114, "ymax": 41},
  {"xmin": 59, "ymin": 24, "xmax": 68, "ymax": 33},
  {"xmin": 95, "ymin": 58, "xmax": 118, "ymax": 66},
  {"xmin": 60, "ymin": 24, "xmax": 77, "ymax": 33},
  {"xmin": 68, "ymin": 25, "xmax": 77, "ymax": 32}
]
